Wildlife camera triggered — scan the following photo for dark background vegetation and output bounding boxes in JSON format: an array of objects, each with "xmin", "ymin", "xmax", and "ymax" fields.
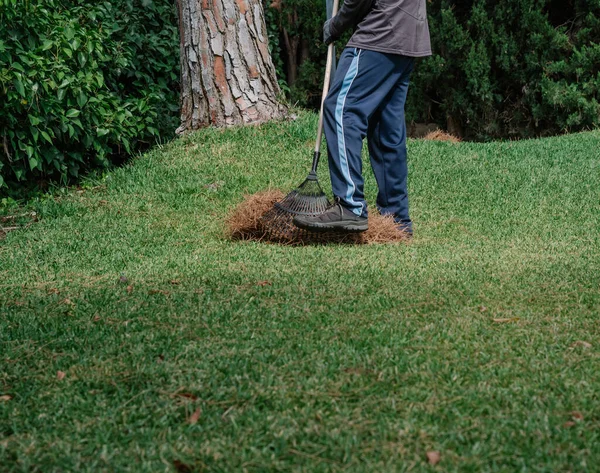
[
  {"xmin": 267, "ymin": 0, "xmax": 600, "ymax": 140},
  {"xmin": 1, "ymin": 0, "xmax": 599, "ymax": 191}
]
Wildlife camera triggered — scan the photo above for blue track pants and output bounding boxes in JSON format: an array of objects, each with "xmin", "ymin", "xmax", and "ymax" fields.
[{"xmin": 323, "ymin": 48, "xmax": 414, "ymax": 228}]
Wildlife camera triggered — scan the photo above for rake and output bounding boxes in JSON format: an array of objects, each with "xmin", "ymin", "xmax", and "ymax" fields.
[{"xmin": 259, "ymin": 0, "xmax": 339, "ymax": 242}]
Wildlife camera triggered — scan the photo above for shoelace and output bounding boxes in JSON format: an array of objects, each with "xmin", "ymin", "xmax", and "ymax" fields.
[{"xmin": 330, "ymin": 198, "xmax": 346, "ymax": 218}]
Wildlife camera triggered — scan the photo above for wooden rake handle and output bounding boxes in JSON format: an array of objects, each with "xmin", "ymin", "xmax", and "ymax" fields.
[{"xmin": 313, "ymin": 0, "xmax": 340, "ymax": 158}]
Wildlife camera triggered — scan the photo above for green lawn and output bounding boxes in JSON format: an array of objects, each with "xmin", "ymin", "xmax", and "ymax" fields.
[{"xmin": 1, "ymin": 113, "xmax": 600, "ymax": 472}]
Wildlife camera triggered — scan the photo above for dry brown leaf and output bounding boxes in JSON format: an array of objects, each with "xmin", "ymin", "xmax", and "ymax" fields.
[
  {"xmin": 177, "ymin": 392, "xmax": 199, "ymax": 401},
  {"xmin": 149, "ymin": 289, "xmax": 170, "ymax": 296},
  {"xmin": 126, "ymin": 285, "xmax": 133, "ymax": 294},
  {"xmin": 570, "ymin": 411, "xmax": 584, "ymax": 420},
  {"xmin": 173, "ymin": 460, "xmax": 193, "ymax": 473},
  {"xmin": 564, "ymin": 421, "xmax": 576, "ymax": 428},
  {"xmin": 571, "ymin": 341, "xmax": 592, "ymax": 349},
  {"xmin": 256, "ymin": 280, "xmax": 271, "ymax": 287},
  {"xmin": 426, "ymin": 451, "xmax": 441, "ymax": 465},
  {"xmin": 0, "ymin": 395, "xmax": 13, "ymax": 402},
  {"xmin": 57, "ymin": 370, "xmax": 66, "ymax": 380},
  {"xmin": 188, "ymin": 407, "xmax": 201, "ymax": 424},
  {"xmin": 93, "ymin": 315, "xmax": 101, "ymax": 322},
  {"xmin": 492, "ymin": 317, "xmax": 520, "ymax": 323}
]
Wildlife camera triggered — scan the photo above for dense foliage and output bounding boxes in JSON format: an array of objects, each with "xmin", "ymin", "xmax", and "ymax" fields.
[
  {"xmin": 0, "ymin": 0, "xmax": 179, "ymax": 190},
  {"xmin": 267, "ymin": 0, "xmax": 600, "ymax": 140},
  {"xmin": 413, "ymin": 0, "xmax": 600, "ymax": 139}
]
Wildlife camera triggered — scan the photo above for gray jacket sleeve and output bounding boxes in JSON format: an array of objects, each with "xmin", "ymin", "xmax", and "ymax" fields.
[{"xmin": 329, "ymin": 0, "xmax": 373, "ymax": 41}]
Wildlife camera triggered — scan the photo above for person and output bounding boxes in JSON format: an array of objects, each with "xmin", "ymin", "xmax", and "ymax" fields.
[{"xmin": 293, "ymin": 0, "xmax": 431, "ymax": 235}]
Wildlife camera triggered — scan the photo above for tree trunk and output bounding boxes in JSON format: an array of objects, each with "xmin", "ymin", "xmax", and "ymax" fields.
[
  {"xmin": 176, "ymin": 0, "xmax": 287, "ymax": 132},
  {"xmin": 299, "ymin": 38, "xmax": 310, "ymax": 66},
  {"xmin": 281, "ymin": 27, "xmax": 298, "ymax": 86}
]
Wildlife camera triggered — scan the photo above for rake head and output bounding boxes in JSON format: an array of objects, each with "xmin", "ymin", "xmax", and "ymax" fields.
[{"xmin": 259, "ymin": 173, "xmax": 331, "ymax": 242}]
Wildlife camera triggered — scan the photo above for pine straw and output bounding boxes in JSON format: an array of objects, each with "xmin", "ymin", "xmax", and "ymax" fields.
[
  {"xmin": 226, "ymin": 189, "xmax": 285, "ymax": 241},
  {"xmin": 423, "ymin": 129, "xmax": 461, "ymax": 143},
  {"xmin": 226, "ymin": 190, "xmax": 411, "ymax": 245}
]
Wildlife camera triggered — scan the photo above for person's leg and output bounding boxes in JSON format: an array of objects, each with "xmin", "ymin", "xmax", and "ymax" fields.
[
  {"xmin": 367, "ymin": 57, "xmax": 414, "ymax": 232},
  {"xmin": 322, "ymin": 48, "xmax": 407, "ymax": 217},
  {"xmin": 293, "ymin": 49, "xmax": 411, "ymax": 233}
]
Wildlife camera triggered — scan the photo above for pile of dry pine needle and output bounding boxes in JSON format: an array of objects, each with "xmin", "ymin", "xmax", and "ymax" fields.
[{"xmin": 225, "ymin": 190, "xmax": 411, "ymax": 245}]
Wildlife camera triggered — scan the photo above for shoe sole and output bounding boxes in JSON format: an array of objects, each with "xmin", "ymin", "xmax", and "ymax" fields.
[{"xmin": 293, "ymin": 218, "xmax": 368, "ymax": 233}]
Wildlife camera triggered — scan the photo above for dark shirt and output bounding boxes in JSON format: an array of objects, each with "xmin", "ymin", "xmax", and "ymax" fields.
[{"xmin": 330, "ymin": 0, "xmax": 432, "ymax": 57}]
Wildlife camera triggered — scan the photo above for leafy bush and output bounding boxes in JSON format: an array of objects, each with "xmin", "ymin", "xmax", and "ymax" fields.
[{"xmin": 0, "ymin": 0, "xmax": 179, "ymax": 190}]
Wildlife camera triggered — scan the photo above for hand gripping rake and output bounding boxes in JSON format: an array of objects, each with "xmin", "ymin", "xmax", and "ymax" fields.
[{"xmin": 259, "ymin": 0, "xmax": 339, "ymax": 241}]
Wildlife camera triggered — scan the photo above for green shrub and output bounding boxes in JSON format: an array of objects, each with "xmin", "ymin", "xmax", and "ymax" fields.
[
  {"xmin": 408, "ymin": 0, "xmax": 600, "ymax": 139},
  {"xmin": 0, "ymin": 0, "xmax": 179, "ymax": 190}
]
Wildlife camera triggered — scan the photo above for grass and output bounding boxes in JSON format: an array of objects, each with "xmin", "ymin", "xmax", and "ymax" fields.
[{"xmin": 1, "ymin": 112, "xmax": 600, "ymax": 472}]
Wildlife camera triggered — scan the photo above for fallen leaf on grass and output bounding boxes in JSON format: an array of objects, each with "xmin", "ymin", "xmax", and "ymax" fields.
[
  {"xmin": 126, "ymin": 285, "xmax": 133, "ymax": 294},
  {"xmin": 426, "ymin": 451, "xmax": 441, "ymax": 465},
  {"xmin": 570, "ymin": 411, "xmax": 584, "ymax": 420},
  {"xmin": 173, "ymin": 460, "xmax": 193, "ymax": 473},
  {"xmin": 149, "ymin": 289, "xmax": 170, "ymax": 296},
  {"xmin": 479, "ymin": 305, "xmax": 487, "ymax": 313},
  {"xmin": 492, "ymin": 317, "xmax": 520, "ymax": 324},
  {"xmin": 62, "ymin": 298, "xmax": 73, "ymax": 305},
  {"xmin": 57, "ymin": 371, "xmax": 66, "ymax": 380},
  {"xmin": 176, "ymin": 392, "xmax": 198, "ymax": 401},
  {"xmin": 188, "ymin": 407, "xmax": 201, "ymax": 424},
  {"xmin": 170, "ymin": 279, "xmax": 180, "ymax": 285},
  {"xmin": 0, "ymin": 395, "xmax": 13, "ymax": 402},
  {"xmin": 571, "ymin": 341, "xmax": 592, "ymax": 349},
  {"xmin": 93, "ymin": 315, "xmax": 101, "ymax": 322},
  {"xmin": 564, "ymin": 421, "xmax": 576, "ymax": 428},
  {"xmin": 256, "ymin": 280, "xmax": 271, "ymax": 287}
]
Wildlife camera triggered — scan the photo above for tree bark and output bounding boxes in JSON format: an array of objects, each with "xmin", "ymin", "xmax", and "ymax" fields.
[{"xmin": 176, "ymin": 0, "xmax": 287, "ymax": 132}]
